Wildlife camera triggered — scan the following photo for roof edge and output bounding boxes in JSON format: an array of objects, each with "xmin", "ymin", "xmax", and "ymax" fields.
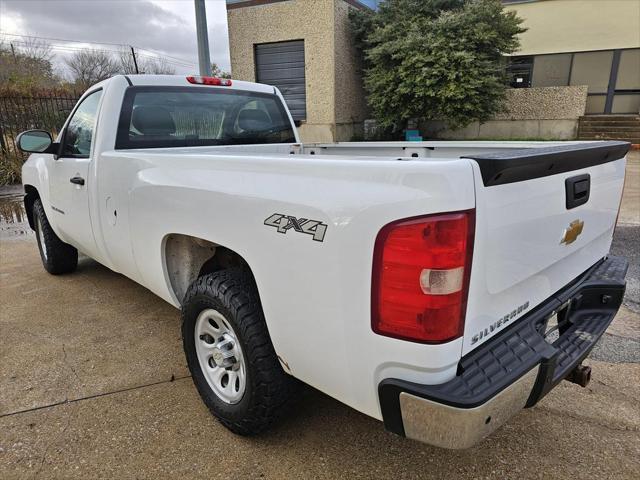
[{"xmin": 227, "ymin": 0, "xmax": 370, "ymax": 11}]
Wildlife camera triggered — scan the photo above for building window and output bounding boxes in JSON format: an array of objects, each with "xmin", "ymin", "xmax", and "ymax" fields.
[
  {"xmin": 531, "ymin": 53, "xmax": 572, "ymax": 87},
  {"xmin": 611, "ymin": 95, "xmax": 640, "ymax": 114},
  {"xmin": 585, "ymin": 95, "xmax": 607, "ymax": 115},
  {"xmin": 570, "ymin": 51, "xmax": 613, "ymax": 93},
  {"xmin": 506, "ymin": 56, "xmax": 533, "ymax": 88},
  {"xmin": 613, "ymin": 49, "xmax": 640, "ymax": 114},
  {"xmin": 616, "ymin": 49, "xmax": 640, "ymax": 90},
  {"xmin": 507, "ymin": 48, "xmax": 640, "ymax": 114},
  {"xmin": 255, "ymin": 40, "xmax": 307, "ymax": 121}
]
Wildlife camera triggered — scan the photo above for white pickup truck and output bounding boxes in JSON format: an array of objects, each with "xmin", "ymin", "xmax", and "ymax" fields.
[{"xmin": 19, "ymin": 75, "xmax": 629, "ymax": 448}]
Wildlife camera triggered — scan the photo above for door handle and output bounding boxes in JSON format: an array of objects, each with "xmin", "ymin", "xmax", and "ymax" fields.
[
  {"xmin": 565, "ymin": 173, "xmax": 590, "ymax": 209},
  {"xmin": 70, "ymin": 176, "xmax": 85, "ymax": 186}
]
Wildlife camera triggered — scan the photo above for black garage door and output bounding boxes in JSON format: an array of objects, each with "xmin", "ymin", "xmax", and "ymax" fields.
[{"xmin": 255, "ymin": 40, "xmax": 306, "ymax": 120}]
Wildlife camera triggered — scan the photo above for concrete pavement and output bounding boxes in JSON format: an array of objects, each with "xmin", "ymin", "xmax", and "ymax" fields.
[{"xmin": 0, "ymin": 152, "xmax": 638, "ymax": 479}]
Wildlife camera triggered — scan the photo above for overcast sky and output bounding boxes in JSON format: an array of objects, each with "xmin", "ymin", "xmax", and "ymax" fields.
[{"xmin": 0, "ymin": 0, "xmax": 231, "ymax": 76}]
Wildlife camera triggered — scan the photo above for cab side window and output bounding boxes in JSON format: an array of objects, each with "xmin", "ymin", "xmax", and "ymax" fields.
[{"xmin": 61, "ymin": 90, "xmax": 103, "ymax": 157}]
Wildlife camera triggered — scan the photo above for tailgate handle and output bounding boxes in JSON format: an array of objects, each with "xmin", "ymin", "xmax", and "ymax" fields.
[{"xmin": 565, "ymin": 174, "xmax": 590, "ymax": 209}]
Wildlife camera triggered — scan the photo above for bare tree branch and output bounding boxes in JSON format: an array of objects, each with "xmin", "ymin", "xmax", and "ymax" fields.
[
  {"xmin": 65, "ymin": 49, "xmax": 120, "ymax": 88},
  {"xmin": 18, "ymin": 38, "xmax": 53, "ymax": 63},
  {"xmin": 118, "ymin": 49, "xmax": 175, "ymax": 75},
  {"xmin": 142, "ymin": 56, "xmax": 175, "ymax": 75},
  {"xmin": 118, "ymin": 48, "xmax": 138, "ymax": 74}
]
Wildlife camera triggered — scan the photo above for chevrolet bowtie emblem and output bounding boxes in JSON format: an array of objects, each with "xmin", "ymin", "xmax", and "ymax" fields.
[{"xmin": 561, "ymin": 219, "xmax": 584, "ymax": 245}]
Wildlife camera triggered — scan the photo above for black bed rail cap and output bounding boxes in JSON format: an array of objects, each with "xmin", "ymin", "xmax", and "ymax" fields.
[{"xmin": 463, "ymin": 140, "xmax": 631, "ymax": 187}]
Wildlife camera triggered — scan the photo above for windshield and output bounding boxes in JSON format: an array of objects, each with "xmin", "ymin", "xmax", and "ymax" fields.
[{"xmin": 115, "ymin": 86, "xmax": 296, "ymax": 149}]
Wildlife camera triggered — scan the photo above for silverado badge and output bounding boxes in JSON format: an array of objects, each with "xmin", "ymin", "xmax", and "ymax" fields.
[{"xmin": 561, "ymin": 219, "xmax": 584, "ymax": 245}]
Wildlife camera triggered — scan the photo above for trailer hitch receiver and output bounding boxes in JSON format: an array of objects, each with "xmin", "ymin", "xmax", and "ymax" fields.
[{"xmin": 565, "ymin": 364, "xmax": 592, "ymax": 388}]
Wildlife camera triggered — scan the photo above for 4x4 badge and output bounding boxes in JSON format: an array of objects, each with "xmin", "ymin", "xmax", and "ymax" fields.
[{"xmin": 264, "ymin": 214, "xmax": 327, "ymax": 242}]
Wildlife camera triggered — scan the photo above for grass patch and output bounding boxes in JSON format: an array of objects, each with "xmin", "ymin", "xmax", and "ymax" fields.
[{"xmin": 0, "ymin": 152, "xmax": 25, "ymax": 185}]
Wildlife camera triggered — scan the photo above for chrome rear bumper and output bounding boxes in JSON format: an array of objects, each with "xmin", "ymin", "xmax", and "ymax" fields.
[
  {"xmin": 399, "ymin": 367, "xmax": 538, "ymax": 449},
  {"xmin": 379, "ymin": 256, "xmax": 628, "ymax": 449}
]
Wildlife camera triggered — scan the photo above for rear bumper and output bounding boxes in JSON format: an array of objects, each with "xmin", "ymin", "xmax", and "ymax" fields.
[{"xmin": 378, "ymin": 255, "xmax": 628, "ymax": 449}]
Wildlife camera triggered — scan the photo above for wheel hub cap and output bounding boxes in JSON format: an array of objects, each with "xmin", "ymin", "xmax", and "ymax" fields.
[
  {"xmin": 210, "ymin": 333, "xmax": 238, "ymax": 368},
  {"xmin": 194, "ymin": 309, "xmax": 246, "ymax": 404}
]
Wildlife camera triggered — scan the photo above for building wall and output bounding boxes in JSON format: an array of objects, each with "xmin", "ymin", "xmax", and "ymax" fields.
[
  {"xmin": 333, "ymin": 0, "xmax": 368, "ymax": 140},
  {"xmin": 506, "ymin": 0, "xmax": 640, "ymax": 55},
  {"xmin": 505, "ymin": 1, "xmax": 640, "ymax": 116},
  {"xmin": 228, "ymin": 0, "xmax": 336, "ymax": 142},
  {"xmin": 227, "ymin": 0, "xmax": 368, "ymax": 142},
  {"xmin": 425, "ymin": 86, "xmax": 588, "ymax": 140}
]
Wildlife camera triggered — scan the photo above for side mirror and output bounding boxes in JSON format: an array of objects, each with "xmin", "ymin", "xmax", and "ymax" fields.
[
  {"xmin": 294, "ymin": 119, "xmax": 303, "ymax": 127},
  {"xmin": 17, "ymin": 130, "xmax": 54, "ymax": 153}
]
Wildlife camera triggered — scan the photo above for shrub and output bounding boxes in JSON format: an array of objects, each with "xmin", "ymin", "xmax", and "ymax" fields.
[{"xmin": 350, "ymin": 0, "xmax": 526, "ymax": 133}]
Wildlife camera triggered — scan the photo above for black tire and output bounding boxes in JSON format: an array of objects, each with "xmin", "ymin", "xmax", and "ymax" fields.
[
  {"xmin": 182, "ymin": 268, "xmax": 296, "ymax": 435},
  {"xmin": 33, "ymin": 198, "xmax": 78, "ymax": 275}
]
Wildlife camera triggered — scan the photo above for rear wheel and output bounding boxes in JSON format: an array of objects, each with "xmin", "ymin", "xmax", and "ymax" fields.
[
  {"xmin": 33, "ymin": 199, "xmax": 78, "ymax": 275},
  {"xmin": 182, "ymin": 268, "xmax": 296, "ymax": 435}
]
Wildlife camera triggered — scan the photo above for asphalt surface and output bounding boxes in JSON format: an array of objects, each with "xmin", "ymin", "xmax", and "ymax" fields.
[
  {"xmin": 592, "ymin": 224, "xmax": 640, "ymax": 364},
  {"xmin": 0, "ymin": 153, "xmax": 638, "ymax": 479},
  {"xmin": 611, "ymin": 224, "xmax": 639, "ymax": 312},
  {"xmin": 590, "ymin": 152, "xmax": 639, "ymax": 364}
]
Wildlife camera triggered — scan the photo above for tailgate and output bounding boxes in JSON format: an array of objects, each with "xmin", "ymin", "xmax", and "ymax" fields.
[{"xmin": 461, "ymin": 141, "xmax": 629, "ymax": 355}]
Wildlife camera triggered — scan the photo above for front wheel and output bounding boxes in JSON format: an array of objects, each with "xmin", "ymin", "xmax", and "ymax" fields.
[
  {"xmin": 32, "ymin": 199, "xmax": 78, "ymax": 275},
  {"xmin": 181, "ymin": 268, "xmax": 296, "ymax": 435}
]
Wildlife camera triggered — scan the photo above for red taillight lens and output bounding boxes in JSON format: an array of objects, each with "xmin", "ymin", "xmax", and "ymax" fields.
[
  {"xmin": 372, "ymin": 210, "xmax": 475, "ymax": 343},
  {"xmin": 186, "ymin": 76, "xmax": 232, "ymax": 86}
]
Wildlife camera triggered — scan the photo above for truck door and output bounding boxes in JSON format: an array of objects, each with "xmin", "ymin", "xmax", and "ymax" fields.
[{"xmin": 48, "ymin": 89, "xmax": 103, "ymax": 257}]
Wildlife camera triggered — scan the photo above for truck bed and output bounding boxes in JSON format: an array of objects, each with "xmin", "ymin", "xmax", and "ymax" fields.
[
  {"xmin": 135, "ymin": 140, "xmax": 601, "ymax": 162},
  {"xmin": 115, "ymin": 139, "xmax": 628, "ymax": 359}
]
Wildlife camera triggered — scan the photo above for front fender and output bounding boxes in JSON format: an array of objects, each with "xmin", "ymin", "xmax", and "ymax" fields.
[{"xmin": 21, "ymin": 153, "xmax": 53, "ymax": 226}]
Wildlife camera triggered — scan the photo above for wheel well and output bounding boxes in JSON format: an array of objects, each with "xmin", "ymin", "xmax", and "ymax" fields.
[
  {"xmin": 164, "ymin": 234, "xmax": 251, "ymax": 305},
  {"xmin": 23, "ymin": 185, "xmax": 39, "ymax": 230}
]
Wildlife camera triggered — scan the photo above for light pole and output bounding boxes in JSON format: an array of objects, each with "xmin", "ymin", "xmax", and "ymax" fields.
[{"xmin": 194, "ymin": 0, "xmax": 213, "ymax": 76}]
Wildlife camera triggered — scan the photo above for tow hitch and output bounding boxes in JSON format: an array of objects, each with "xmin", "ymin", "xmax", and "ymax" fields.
[{"xmin": 565, "ymin": 364, "xmax": 592, "ymax": 387}]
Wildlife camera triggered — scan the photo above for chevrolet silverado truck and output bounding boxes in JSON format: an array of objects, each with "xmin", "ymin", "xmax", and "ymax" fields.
[{"xmin": 18, "ymin": 75, "xmax": 629, "ymax": 448}]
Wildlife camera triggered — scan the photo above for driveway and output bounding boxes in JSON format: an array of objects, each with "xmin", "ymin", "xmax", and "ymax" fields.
[{"xmin": 0, "ymin": 152, "xmax": 638, "ymax": 479}]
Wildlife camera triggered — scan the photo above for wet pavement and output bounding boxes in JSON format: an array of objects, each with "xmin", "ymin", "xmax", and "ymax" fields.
[
  {"xmin": 0, "ymin": 152, "xmax": 638, "ymax": 479},
  {"xmin": 0, "ymin": 186, "xmax": 33, "ymax": 240}
]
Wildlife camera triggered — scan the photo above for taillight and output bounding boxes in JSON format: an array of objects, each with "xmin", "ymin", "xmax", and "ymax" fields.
[
  {"xmin": 186, "ymin": 76, "xmax": 232, "ymax": 86},
  {"xmin": 371, "ymin": 210, "xmax": 475, "ymax": 343}
]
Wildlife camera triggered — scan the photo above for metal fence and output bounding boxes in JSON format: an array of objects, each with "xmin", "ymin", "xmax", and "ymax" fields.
[{"xmin": 0, "ymin": 94, "xmax": 80, "ymax": 161}]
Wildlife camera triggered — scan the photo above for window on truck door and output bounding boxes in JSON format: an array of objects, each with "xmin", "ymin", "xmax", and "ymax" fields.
[
  {"xmin": 115, "ymin": 86, "xmax": 296, "ymax": 149},
  {"xmin": 60, "ymin": 89, "xmax": 103, "ymax": 157}
]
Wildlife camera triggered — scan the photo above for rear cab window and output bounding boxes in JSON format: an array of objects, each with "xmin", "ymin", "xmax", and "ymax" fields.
[{"xmin": 115, "ymin": 86, "xmax": 296, "ymax": 149}]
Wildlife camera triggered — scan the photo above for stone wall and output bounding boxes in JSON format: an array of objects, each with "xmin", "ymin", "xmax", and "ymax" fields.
[
  {"xmin": 495, "ymin": 86, "xmax": 588, "ymax": 120},
  {"xmin": 425, "ymin": 86, "xmax": 588, "ymax": 140}
]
